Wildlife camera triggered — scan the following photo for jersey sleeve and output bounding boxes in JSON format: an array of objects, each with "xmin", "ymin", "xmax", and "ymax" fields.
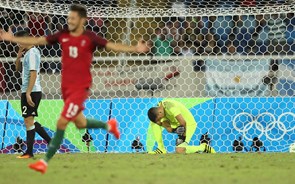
[
  {"xmin": 169, "ymin": 107, "xmax": 181, "ymax": 117},
  {"xmin": 46, "ymin": 30, "xmax": 63, "ymax": 45},
  {"xmin": 146, "ymin": 122, "xmax": 166, "ymax": 152},
  {"xmin": 160, "ymin": 117, "xmax": 168, "ymax": 123},
  {"xmin": 88, "ymin": 31, "xmax": 108, "ymax": 49},
  {"xmin": 163, "ymin": 101, "xmax": 181, "ymax": 117},
  {"xmin": 28, "ymin": 50, "xmax": 41, "ymax": 71},
  {"xmin": 94, "ymin": 35, "xmax": 107, "ymax": 48}
]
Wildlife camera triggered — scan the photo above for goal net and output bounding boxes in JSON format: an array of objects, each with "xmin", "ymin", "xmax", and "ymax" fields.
[{"xmin": 0, "ymin": 0, "xmax": 294, "ymax": 153}]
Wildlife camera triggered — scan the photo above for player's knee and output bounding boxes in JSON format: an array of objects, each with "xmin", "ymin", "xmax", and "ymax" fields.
[
  {"xmin": 24, "ymin": 117, "xmax": 34, "ymax": 127},
  {"xmin": 57, "ymin": 116, "xmax": 69, "ymax": 130},
  {"xmin": 73, "ymin": 115, "xmax": 86, "ymax": 129},
  {"xmin": 74, "ymin": 121, "xmax": 85, "ymax": 129},
  {"xmin": 176, "ymin": 147, "xmax": 186, "ymax": 154}
]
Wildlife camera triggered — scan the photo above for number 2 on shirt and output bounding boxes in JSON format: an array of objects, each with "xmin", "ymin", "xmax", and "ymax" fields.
[{"xmin": 69, "ymin": 46, "xmax": 78, "ymax": 58}]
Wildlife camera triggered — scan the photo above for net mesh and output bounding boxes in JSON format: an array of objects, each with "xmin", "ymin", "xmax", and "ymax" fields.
[{"xmin": 0, "ymin": 0, "xmax": 294, "ymax": 153}]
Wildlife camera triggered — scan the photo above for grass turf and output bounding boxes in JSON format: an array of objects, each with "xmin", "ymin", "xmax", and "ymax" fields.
[{"xmin": 0, "ymin": 153, "xmax": 294, "ymax": 184}]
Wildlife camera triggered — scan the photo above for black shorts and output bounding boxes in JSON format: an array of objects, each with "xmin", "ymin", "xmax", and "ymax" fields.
[{"xmin": 21, "ymin": 92, "xmax": 42, "ymax": 118}]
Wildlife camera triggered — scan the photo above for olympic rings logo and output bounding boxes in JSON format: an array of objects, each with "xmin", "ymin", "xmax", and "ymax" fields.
[{"xmin": 232, "ymin": 112, "xmax": 295, "ymax": 141}]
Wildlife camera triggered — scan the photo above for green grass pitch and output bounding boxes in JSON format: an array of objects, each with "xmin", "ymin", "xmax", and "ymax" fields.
[{"xmin": 0, "ymin": 153, "xmax": 294, "ymax": 184}]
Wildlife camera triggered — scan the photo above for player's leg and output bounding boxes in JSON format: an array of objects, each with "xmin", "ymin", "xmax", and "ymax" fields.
[
  {"xmin": 73, "ymin": 111, "xmax": 120, "ymax": 139},
  {"xmin": 184, "ymin": 123, "xmax": 197, "ymax": 143},
  {"xmin": 29, "ymin": 98, "xmax": 72, "ymax": 174},
  {"xmin": 44, "ymin": 115, "xmax": 69, "ymax": 162},
  {"xmin": 192, "ymin": 144, "xmax": 216, "ymax": 153},
  {"xmin": 31, "ymin": 92, "xmax": 51, "ymax": 144},
  {"xmin": 176, "ymin": 143, "xmax": 216, "ymax": 154},
  {"xmin": 67, "ymin": 87, "xmax": 120, "ymax": 138},
  {"xmin": 34, "ymin": 121, "xmax": 51, "ymax": 144},
  {"xmin": 174, "ymin": 118, "xmax": 197, "ymax": 154},
  {"xmin": 42, "ymin": 97, "xmax": 77, "ymax": 163},
  {"xmin": 28, "ymin": 116, "xmax": 69, "ymax": 174},
  {"xmin": 175, "ymin": 120, "xmax": 216, "ymax": 153},
  {"xmin": 175, "ymin": 123, "xmax": 196, "ymax": 154},
  {"xmin": 18, "ymin": 93, "xmax": 36, "ymax": 158},
  {"xmin": 176, "ymin": 139, "xmax": 216, "ymax": 153},
  {"xmin": 29, "ymin": 88, "xmax": 118, "ymax": 173},
  {"xmin": 17, "ymin": 116, "xmax": 35, "ymax": 158}
]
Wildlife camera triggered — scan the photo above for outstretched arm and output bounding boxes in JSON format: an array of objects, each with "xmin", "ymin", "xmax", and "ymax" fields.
[
  {"xmin": 150, "ymin": 122, "xmax": 166, "ymax": 152},
  {"xmin": 15, "ymin": 47, "xmax": 25, "ymax": 72},
  {"xmin": 26, "ymin": 71, "xmax": 37, "ymax": 107},
  {"xmin": 0, "ymin": 28, "xmax": 48, "ymax": 46},
  {"xmin": 105, "ymin": 38, "xmax": 149, "ymax": 53}
]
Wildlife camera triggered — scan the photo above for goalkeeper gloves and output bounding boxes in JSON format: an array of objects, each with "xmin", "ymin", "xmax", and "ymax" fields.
[
  {"xmin": 172, "ymin": 126, "xmax": 185, "ymax": 135},
  {"xmin": 176, "ymin": 135, "xmax": 186, "ymax": 146},
  {"xmin": 148, "ymin": 148, "xmax": 167, "ymax": 154}
]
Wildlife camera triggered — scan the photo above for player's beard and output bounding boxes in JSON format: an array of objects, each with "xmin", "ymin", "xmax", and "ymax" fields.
[
  {"xmin": 69, "ymin": 22, "xmax": 84, "ymax": 33},
  {"xmin": 69, "ymin": 25, "xmax": 78, "ymax": 32}
]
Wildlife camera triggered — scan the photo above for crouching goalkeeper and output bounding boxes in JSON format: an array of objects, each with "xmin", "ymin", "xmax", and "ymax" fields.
[{"xmin": 147, "ymin": 99, "xmax": 215, "ymax": 154}]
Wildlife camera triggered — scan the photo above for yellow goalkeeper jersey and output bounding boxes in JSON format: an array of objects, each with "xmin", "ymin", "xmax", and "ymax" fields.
[
  {"xmin": 158, "ymin": 99, "xmax": 196, "ymax": 127},
  {"xmin": 146, "ymin": 99, "xmax": 197, "ymax": 152}
]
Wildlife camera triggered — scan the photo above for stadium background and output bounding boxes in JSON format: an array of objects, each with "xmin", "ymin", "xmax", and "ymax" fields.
[{"xmin": 0, "ymin": 0, "xmax": 294, "ymax": 154}]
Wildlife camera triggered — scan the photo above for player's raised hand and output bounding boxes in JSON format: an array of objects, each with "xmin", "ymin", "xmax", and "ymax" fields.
[
  {"xmin": 135, "ymin": 38, "xmax": 150, "ymax": 53},
  {"xmin": 26, "ymin": 93, "xmax": 35, "ymax": 107},
  {"xmin": 0, "ymin": 27, "xmax": 14, "ymax": 42},
  {"xmin": 17, "ymin": 47, "xmax": 25, "ymax": 58}
]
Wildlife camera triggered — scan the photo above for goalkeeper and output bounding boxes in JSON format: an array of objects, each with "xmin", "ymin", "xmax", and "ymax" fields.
[{"xmin": 147, "ymin": 99, "xmax": 215, "ymax": 154}]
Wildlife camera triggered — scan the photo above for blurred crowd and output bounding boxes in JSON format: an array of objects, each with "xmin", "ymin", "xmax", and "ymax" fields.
[
  {"xmin": 0, "ymin": 0, "xmax": 293, "ymax": 96},
  {"xmin": 0, "ymin": 0, "xmax": 294, "ymax": 59},
  {"xmin": 149, "ymin": 13, "xmax": 294, "ymax": 56},
  {"xmin": 0, "ymin": 5, "xmax": 109, "ymax": 72},
  {"xmin": 0, "ymin": 8, "xmax": 108, "ymax": 57}
]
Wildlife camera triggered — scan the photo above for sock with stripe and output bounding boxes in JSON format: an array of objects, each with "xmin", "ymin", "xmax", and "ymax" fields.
[
  {"xmin": 44, "ymin": 129, "xmax": 65, "ymax": 162},
  {"xmin": 34, "ymin": 121, "xmax": 51, "ymax": 144},
  {"xmin": 86, "ymin": 118, "xmax": 108, "ymax": 130},
  {"xmin": 26, "ymin": 125, "xmax": 36, "ymax": 156}
]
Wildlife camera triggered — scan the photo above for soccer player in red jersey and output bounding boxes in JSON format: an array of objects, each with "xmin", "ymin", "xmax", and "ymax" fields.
[{"xmin": 0, "ymin": 4, "xmax": 149, "ymax": 174}]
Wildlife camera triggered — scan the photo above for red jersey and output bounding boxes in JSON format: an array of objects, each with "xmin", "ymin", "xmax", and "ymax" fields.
[{"xmin": 46, "ymin": 29, "xmax": 107, "ymax": 88}]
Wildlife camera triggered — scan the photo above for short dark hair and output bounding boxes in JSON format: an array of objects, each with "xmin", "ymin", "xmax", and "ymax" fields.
[
  {"xmin": 14, "ymin": 30, "xmax": 29, "ymax": 37},
  {"xmin": 147, "ymin": 107, "xmax": 158, "ymax": 123},
  {"xmin": 70, "ymin": 4, "xmax": 87, "ymax": 18}
]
